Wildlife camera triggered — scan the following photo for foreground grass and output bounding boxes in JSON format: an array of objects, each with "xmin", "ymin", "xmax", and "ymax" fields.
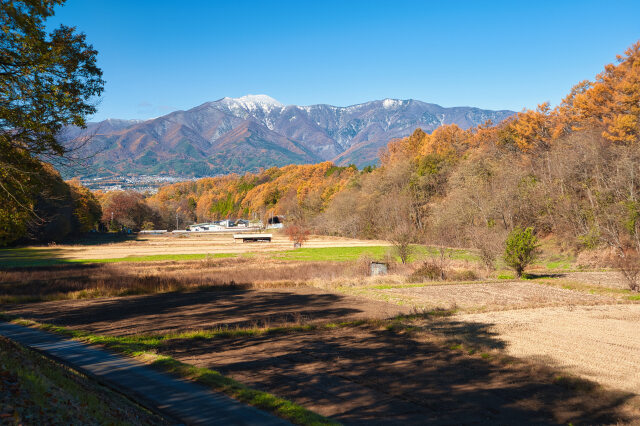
[
  {"xmin": 1, "ymin": 315, "xmax": 337, "ymax": 426},
  {"xmin": 3, "ymin": 309, "xmax": 629, "ymax": 424},
  {"xmin": 0, "ymin": 335, "xmax": 163, "ymax": 424}
]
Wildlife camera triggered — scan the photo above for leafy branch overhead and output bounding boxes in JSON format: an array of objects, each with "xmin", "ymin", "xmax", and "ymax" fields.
[
  {"xmin": 1, "ymin": 0, "xmax": 104, "ymax": 157},
  {"xmin": 1, "ymin": 0, "xmax": 104, "ymax": 245}
]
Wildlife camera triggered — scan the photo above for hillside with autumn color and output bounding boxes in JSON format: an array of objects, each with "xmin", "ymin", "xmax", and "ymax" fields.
[{"xmin": 91, "ymin": 42, "xmax": 640, "ymax": 272}]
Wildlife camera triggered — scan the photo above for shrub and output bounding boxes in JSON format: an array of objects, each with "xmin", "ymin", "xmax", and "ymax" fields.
[
  {"xmin": 141, "ymin": 221, "xmax": 155, "ymax": 230},
  {"xmin": 447, "ymin": 269, "xmax": 478, "ymax": 281},
  {"xmin": 408, "ymin": 261, "xmax": 445, "ymax": 282},
  {"xmin": 617, "ymin": 249, "xmax": 640, "ymax": 292},
  {"xmin": 503, "ymin": 227, "xmax": 539, "ymax": 278}
]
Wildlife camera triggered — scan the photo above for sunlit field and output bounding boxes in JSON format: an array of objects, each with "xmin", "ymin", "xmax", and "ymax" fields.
[{"xmin": 2, "ymin": 233, "xmax": 639, "ymax": 423}]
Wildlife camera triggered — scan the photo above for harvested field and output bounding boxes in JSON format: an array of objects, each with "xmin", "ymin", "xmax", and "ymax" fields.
[
  {"xmin": 368, "ymin": 281, "xmax": 624, "ymax": 312},
  {"xmin": 561, "ymin": 271, "xmax": 630, "ymax": 290},
  {"xmin": 456, "ymin": 304, "xmax": 640, "ymax": 395},
  {"xmin": 2, "ymin": 287, "xmax": 408, "ymax": 336},
  {"xmin": 158, "ymin": 324, "xmax": 635, "ymax": 424}
]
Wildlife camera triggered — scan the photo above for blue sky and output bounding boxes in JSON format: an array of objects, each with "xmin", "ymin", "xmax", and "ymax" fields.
[{"xmin": 49, "ymin": 0, "xmax": 640, "ymax": 121}]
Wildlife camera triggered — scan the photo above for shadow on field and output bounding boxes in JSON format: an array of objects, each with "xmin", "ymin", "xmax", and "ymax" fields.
[
  {"xmin": 0, "ymin": 234, "xmax": 143, "ymax": 269},
  {"xmin": 0, "ymin": 247, "xmax": 73, "ymax": 269},
  {"xmin": 162, "ymin": 322, "xmax": 635, "ymax": 425},
  {"xmin": 2, "ymin": 286, "xmax": 399, "ymax": 336},
  {"xmin": 1, "ymin": 258, "xmax": 637, "ymax": 423}
]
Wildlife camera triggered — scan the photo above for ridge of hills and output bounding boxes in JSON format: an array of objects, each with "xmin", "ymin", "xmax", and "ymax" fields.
[{"xmin": 65, "ymin": 95, "xmax": 515, "ymax": 178}]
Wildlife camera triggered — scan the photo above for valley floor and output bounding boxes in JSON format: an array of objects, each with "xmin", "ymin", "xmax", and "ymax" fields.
[{"xmin": 1, "ymin": 235, "xmax": 639, "ymax": 423}]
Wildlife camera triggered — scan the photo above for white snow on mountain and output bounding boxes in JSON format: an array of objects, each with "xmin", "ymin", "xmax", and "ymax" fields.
[
  {"xmin": 382, "ymin": 98, "xmax": 401, "ymax": 109},
  {"xmin": 221, "ymin": 94, "xmax": 284, "ymax": 112}
]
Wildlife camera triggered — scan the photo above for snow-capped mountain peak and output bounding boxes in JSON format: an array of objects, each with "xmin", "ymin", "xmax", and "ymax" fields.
[
  {"xmin": 382, "ymin": 98, "xmax": 402, "ymax": 109},
  {"xmin": 221, "ymin": 94, "xmax": 284, "ymax": 111}
]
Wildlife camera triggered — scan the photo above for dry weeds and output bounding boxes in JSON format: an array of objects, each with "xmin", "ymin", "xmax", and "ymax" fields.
[
  {"xmin": 0, "ymin": 257, "xmax": 365, "ymax": 303},
  {"xmin": 18, "ymin": 234, "xmax": 391, "ymax": 260}
]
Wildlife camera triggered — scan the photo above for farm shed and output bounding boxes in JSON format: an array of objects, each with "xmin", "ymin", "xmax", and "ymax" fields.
[{"xmin": 233, "ymin": 233, "xmax": 272, "ymax": 243}]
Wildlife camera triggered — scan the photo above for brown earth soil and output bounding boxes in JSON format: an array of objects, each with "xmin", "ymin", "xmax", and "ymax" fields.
[
  {"xmin": 159, "ymin": 325, "xmax": 635, "ymax": 425},
  {"xmin": 2, "ymin": 287, "xmax": 408, "ymax": 336},
  {"xmin": 4, "ymin": 285, "xmax": 639, "ymax": 423},
  {"xmin": 456, "ymin": 304, "xmax": 640, "ymax": 395},
  {"xmin": 372, "ymin": 281, "xmax": 623, "ymax": 312}
]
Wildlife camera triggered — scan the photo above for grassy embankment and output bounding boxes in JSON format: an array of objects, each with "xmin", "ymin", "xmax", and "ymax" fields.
[
  {"xmin": 0, "ymin": 335, "xmax": 165, "ymax": 424},
  {"xmin": 0, "ymin": 315, "xmax": 341, "ymax": 426}
]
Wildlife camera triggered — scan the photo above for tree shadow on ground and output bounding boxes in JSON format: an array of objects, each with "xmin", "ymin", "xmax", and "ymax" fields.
[
  {"xmin": 523, "ymin": 273, "xmax": 567, "ymax": 279},
  {"xmin": 0, "ymin": 248, "xmax": 73, "ymax": 269},
  {"xmin": 1, "ymin": 284, "xmax": 397, "ymax": 336},
  {"xmin": 2, "ymin": 262, "xmax": 637, "ymax": 423},
  {"xmin": 0, "ymin": 234, "xmax": 144, "ymax": 269},
  {"xmin": 161, "ymin": 322, "xmax": 636, "ymax": 425}
]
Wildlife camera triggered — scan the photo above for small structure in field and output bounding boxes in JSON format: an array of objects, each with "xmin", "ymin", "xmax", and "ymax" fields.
[
  {"xmin": 189, "ymin": 223, "xmax": 226, "ymax": 232},
  {"xmin": 370, "ymin": 262, "xmax": 388, "ymax": 276},
  {"xmin": 267, "ymin": 215, "xmax": 284, "ymax": 229},
  {"xmin": 233, "ymin": 233, "xmax": 272, "ymax": 243}
]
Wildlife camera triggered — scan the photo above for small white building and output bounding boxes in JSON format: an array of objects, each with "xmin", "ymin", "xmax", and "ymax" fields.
[{"xmin": 189, "ymin": 223, "xmax": 225, "ymax": 232}]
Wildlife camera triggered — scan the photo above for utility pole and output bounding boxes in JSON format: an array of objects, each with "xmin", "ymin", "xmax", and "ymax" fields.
[{"xmin": 176, "ymin": 211, "xmax": 179, "ymax": 231}]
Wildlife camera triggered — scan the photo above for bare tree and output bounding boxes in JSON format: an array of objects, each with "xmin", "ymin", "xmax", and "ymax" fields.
[{"xmin": 617, "ymin": 249, "xmax": 640, "ymax": 292}]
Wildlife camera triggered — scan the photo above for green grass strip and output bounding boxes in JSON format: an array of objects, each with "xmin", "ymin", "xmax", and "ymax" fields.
[{"xmin": 75, "ymin": 253, "xmax": 236, "ymax": 264}]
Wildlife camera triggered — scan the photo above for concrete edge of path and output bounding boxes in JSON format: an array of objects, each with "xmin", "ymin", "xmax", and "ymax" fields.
[
  {"xmin": 0, "ymin": 321, "xmax": 290, "ymax": 426},
  {"xmin": 0, "ymin": 324, "xmax": 183, "ymax": 425}
]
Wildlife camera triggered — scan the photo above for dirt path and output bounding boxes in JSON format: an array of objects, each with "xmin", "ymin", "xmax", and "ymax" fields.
[{"xmin": 456, "ymin": 304, "xmax": 640, "ymax": 394}]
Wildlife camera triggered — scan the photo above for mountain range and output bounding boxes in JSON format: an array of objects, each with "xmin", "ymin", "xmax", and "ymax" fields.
[{"xmin": 64, "ymin": 95, "xmax": 515, "ymax": 178}]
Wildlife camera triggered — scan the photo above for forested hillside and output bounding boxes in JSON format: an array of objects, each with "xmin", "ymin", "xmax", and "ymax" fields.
[{"xmin": 133, "ymin": 42, "xmax": 640, "ymax": 262}]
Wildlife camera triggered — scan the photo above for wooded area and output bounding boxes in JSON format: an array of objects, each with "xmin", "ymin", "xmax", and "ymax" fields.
[{"xmin": 101, "ymin": 42, "xmax": 640, "ymax": 280}]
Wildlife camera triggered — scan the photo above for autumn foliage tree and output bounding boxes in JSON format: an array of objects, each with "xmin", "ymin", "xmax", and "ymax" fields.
[
  {"xmin": 284, "ymin": 223, "xmax": 311, "ymax": 248},
  {"xmin": 0, "ymin": 0, "xmax": 104, "ymax": 245},
  {"xmin": 99, "ymin": 191, "xmax": 158, "ymax": 231}
]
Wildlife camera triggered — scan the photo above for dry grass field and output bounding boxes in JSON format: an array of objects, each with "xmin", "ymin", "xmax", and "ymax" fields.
[
  {"xmin": 14, "ymin": 233, "xmax": 392, "ymax": 260},
  {"xmin": 1, "ymin": 235, "xmax": 640, "ymax": 423}
]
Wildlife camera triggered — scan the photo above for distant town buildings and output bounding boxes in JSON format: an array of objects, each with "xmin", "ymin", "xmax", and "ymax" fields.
[{"xmin": 186, "ymin": 219, "xmax": 263, "ymax": 233}]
